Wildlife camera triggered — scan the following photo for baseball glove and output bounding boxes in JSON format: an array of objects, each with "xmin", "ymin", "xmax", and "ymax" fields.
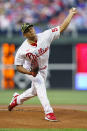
[{"xmin": 30, "ymin": 59, "xmax": 39, "ymax": 76}]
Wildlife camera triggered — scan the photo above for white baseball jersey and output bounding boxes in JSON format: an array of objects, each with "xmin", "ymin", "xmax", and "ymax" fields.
[{"xmin": 15, "ymin": 26, "xmax": 60, "ymax": 73}]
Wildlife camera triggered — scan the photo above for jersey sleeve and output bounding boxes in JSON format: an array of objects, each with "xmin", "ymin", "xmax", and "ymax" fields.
[
  {"xmin": 14, "ymin": 49, "xmax": 25, "ymax": 65},
  {"xmin": 44, "ymin": 26, "xmax": 60, "ymax": 44},
  {"xmin": 50, "ymin": 26, "xmax": 60, "ymax": 41}
]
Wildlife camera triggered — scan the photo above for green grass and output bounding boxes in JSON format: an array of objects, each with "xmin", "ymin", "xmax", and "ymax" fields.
[
  {"xmin": 49, "ymin": 90, "xmax": 87, "ymax": 105},
  {"xmin": 0, "ymin": 89, "xmax": 87, "ymax": 105},
  {"xmin": 0, "ymin": 129, "xmax": 87, "ymax": 131}
]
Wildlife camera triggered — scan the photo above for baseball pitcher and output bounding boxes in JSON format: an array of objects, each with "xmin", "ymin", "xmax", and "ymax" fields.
[{"xmin": 8, "ymin": 8, "xmax": 77, "ymax": 121}]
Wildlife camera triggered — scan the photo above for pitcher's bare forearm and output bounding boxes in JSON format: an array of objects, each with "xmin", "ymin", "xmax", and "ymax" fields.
[
  {"xmin": 16, "ymin": 65, "xmax": 37, "ymax": 77},
  {"xmin": 16, "ymin": 65, "xmax": 31, "ymax": 75},
  {"xmin": 60, "ymin": 8, "xmax": 77, "ymax": 33},
  {"xmin": 60, "ymin": 13, "xmax": 73, "ymax": 33}
]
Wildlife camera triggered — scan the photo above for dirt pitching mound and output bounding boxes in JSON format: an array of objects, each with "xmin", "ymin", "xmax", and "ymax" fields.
[{"xmin": 0, "ymin": 105, "xmax": 87, "ymax": 129}]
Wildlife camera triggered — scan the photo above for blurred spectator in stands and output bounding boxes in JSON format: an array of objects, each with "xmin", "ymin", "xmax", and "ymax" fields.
[{"xmin": 0, "ymin": 0, "xmax": 87, "ymax": 36}]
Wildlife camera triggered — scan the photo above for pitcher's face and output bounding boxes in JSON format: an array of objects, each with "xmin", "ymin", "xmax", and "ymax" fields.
[{"xmin": 23, "ymin": 27, "xmax": 37, "ymax": 40}]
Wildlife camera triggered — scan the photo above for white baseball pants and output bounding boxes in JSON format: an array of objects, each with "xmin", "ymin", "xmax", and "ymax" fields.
[{"xmin": 17, "ymin": 71, "xmax": 53, "ymax": 114}]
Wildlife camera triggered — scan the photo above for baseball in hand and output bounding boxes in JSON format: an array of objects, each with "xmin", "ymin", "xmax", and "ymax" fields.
[
  {"xmin": 72, "ymin": 7, "xmax": 76, "ymax": 11},
  {"xmin": 70, "ymin": 7, "xmax": 77, "ymax": 15}
]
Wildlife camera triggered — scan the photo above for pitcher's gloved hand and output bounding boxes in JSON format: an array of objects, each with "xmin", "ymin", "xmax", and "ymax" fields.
[
  {"xmin": 30, "ymin": 59, "xmax": 39, "ymax": 77},
  {"xmin": 30, "ymin": 66, "xmax": 39, "ymax": 77}
]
